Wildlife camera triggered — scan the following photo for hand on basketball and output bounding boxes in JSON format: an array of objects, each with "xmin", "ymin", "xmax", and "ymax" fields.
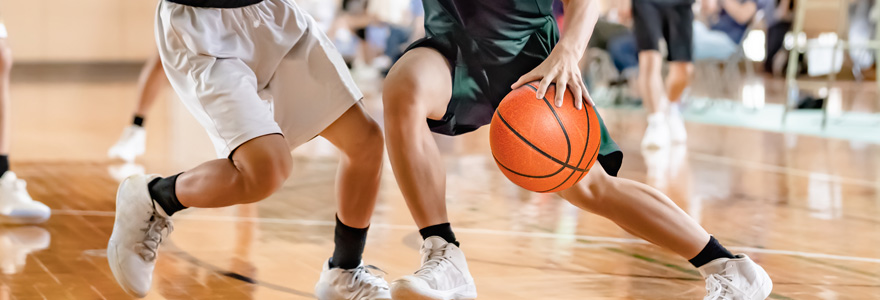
[{"xmin": 510, "ymin": 47, "xmax": 594, "ymax": 110}]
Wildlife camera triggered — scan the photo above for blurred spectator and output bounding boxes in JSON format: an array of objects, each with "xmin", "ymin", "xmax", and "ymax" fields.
[
  {"xmin": 694, "ymin": 0, "xmax": 759, "ymax": 60},
  {"xmin": 762, "ymin": 0, "xmax": 793, "ymax": 74},
  {"xmin": 383, "ymin": 0, "xmax": 425, "ymax": 67}
]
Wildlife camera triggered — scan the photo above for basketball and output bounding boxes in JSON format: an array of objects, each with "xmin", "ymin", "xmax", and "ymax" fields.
[{"xmin": 489, "ymin": 82, "xmax": 602, "ymax": 193}]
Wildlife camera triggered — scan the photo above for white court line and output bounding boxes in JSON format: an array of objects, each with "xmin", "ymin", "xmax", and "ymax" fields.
[
  {"xmin": 689, "ymin": 152, "xmax": 880, "ymax": 188},
  {"xmin": 56, "ymin": 209, "xmax": 880, "ymax": 264}
]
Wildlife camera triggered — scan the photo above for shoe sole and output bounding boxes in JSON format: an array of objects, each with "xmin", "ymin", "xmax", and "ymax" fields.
[
  {"xmin": 107, "ymin": 178, "xmax": 148, "ymax": 298},
  {"xmin": 391, "ymin": 280, "xmax": 476, "ymax": 300},
  {"xmin": 107, "ymin": 242, "xmax": 144, "ymax": 298}
]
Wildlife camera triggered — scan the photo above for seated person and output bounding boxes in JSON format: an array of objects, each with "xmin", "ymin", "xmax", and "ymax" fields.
[
  {"xmin": 589, "ymin": 0, "xmax": 639, "ymax": 72},
  {"xmin": 694, "ymin": 0, "xmax": 758, "ymax": 60}
]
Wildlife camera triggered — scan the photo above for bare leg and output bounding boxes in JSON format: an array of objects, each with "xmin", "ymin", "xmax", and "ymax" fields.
[
  {"xmin": 319, "ymin": 103, "xmax": 385, "ymax": 228},
  {"xmin": 0, "ymin": 39, "xmax": 11, "ymax": 155},
  {"xmin": 665, "ymin": 62, "xmax": 693, "ymax": 103},
  {"xmin": 176, "ymin": 134, "xmax": 292, "ymax": 208},
  {"xmin": 382, "ymin": 48, "xmax": 454, "ymax": 228},
  {"xmin": 134, "ymin": 52, "xmax": 167, "ymax": 117},
  {"xmin": 558, "ymin": 167, "xmax": 710, "ymax": 259},
  {"xmin": 637, "ymin": 51, "xmax": 667, "ymax": 114}
]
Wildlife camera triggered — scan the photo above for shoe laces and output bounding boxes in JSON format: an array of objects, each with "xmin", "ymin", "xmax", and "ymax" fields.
[
  {"xmin": 704, "ymin": 266, "xmax": 747, "ymax": 300},
  {"xmin": 342, "ymin": 265, "xmax": 389, "ymax": 299},
  {"xmin": 415, "ymin": 245, "xmax": 451, "ymax": 278},
  {"xmin": 136, "ymin": 204, "xmax": 173, "ymax": 262}
]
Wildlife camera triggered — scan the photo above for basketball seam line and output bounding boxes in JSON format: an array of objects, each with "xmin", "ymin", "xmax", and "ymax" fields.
[
  {"xmin": 538, "ymin": 102, "xmax": 597, "ymax": 193},
  {"xmin": 525, "ymin": 83, "xmax": 573, "ymax": 166},
  {"xmin": 495, "ymin": 112, "xmax": 589, "ymax": 172},
  {"xmin": 494, "ymin": 84, "xmax": 588, "ymax": 173},
  {"xmin": 540, "ymin": 105, "xmax": 602, "ymax": 193}
]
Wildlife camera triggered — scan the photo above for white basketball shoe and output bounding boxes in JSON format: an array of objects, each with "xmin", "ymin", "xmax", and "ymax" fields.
[
  {"xmin": 391, "ymin": 236, "xmax": 477, "ymax": 300},
  {"xmin": 0, "ymin": 226, "xmax": 50, "ymax": 274},
  {"xmin": 108, "ymin": 125, "xmax": 146, "ymax": 162},
  {"xmin": 699, "ymin": 254, "xmax": 773, "ymax": 300},
  {"xmin": 641, "ymin": 112, "xmax": 670, "ymax": 150},
  {"xmin": 107, "ymin": 174, "xmax": 173, "ymax": 298},
  {"xmin": 315, "ymin": 259, "xmax": 392, "ymax": 300},
  {"xmin": 668, "ymin": 104, "xmax": 688, "ymax": 143},
  {"xmin": 0, "ymin": 171, "xmax": 50, "ymax": 225}
]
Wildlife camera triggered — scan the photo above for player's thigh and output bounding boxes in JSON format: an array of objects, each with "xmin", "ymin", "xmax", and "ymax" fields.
[
  {"xmin": 319, "ymin": 102, "xmax": 383, "ymax": 156},
  {"xmin": 383, "ymin": 47, "xmax": 453, "ymax": 120}
]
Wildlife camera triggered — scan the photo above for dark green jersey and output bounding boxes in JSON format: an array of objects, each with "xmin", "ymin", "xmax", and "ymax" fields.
[
  {"xmin": 422, "ymin": 0, "xmax": 558, "ymax": 65},
  {"xmin": 410, "ymin": 0, "xmax": 623, "ymax": 175}
]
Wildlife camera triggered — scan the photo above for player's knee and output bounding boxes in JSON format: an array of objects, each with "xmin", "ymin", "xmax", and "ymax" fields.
[
  {"xmin": 382, "ymin": 70, "xmax": 425, "ymax": 117},
  {"xmin": 233, "ymin": 139, "xmax": 292, "ymax": 203},
  {"xmin": 559, "ymin": 170, "xmax": 614, "ymax": 214},
  {"xmin": 239, "ymin": 159, "xmax": 290, "ymax": 203},
  {"xmin": 343, "ymin": 118, "xmax": 385, "ymax": 163},
  {"xmin": 669, "ymin": 64, "xmax": 694, "ymax": 81}
]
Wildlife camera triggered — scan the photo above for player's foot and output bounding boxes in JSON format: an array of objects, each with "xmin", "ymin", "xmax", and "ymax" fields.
[
  {"xmin": 0, "ymin": 226, "xmax": 50, "ymax": 274},
  {"xmin": 0, "ymin": 172, "xmax": 50, "ymax": 225},
  {"xmin": 699, "ymin": 254, "xmax": 773, "ymax": 300},
  {"xmin": 107, "ymin": 174, "xmax": 173, "ymax": 298},
  {"xmin": 108, "ymin": 125, "xmax": 146, "ymax": 162},
  {"xmin": 315, "ymin": 259, "xmax": 391, "ymax": 300},
  {"xmin": 668, "ymin": 104, "xmax": 688, "ymax": 143},
  {"xmin": 641, "ymin": 112, "xmax": 670, "ymax": 150},
  {"xmin": 390, "ymin": 236, "xmax": 477, "ymax": 300}
]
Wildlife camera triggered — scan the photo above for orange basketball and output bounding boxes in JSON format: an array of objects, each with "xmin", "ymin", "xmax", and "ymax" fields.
[{"xmin": 489, "ymin": 82, "xmax": 602, "ymax": 193}]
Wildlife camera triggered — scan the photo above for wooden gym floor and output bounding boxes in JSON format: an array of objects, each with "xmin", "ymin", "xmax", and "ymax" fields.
[{"xmin": 0, "ymin": 64, "xmax": 878, "ymax": 299}]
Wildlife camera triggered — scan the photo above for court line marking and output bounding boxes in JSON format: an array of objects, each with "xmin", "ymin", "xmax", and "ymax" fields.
[
  {"xmin": 689, "ymin": 152, "xmax": 880, "ymax": 188},
  {"xmin": 57, "ymin": 209, "xmax": 880, "ymax": 264}
]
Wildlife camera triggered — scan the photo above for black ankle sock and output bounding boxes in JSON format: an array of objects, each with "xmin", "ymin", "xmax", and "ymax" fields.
[
  {"xmin": 0, "ymin": 155, "xmax": 8, "ymax": 177},
  {"xmin": 133, "ymin": 115, "xmax": 145, "ymax": 127},
  {"xmin": 330, "ymin": 215, "xmax": 368, "ymax": 269},
  {"xmin": 689, "ymin": 236, "xmax": 736, "ymax": 268},
  {"xmin": 148, "ymin": 173, "xmax": 186, "ymax": 216},
  {"xmin": 419, "ymin": 223, "xmax": 459, "ymax": 247}
]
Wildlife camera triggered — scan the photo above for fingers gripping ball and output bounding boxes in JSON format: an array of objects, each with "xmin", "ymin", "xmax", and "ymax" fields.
[{"xmin": 490, "ymin": 82, "xmax": 602, "ymax": 193}]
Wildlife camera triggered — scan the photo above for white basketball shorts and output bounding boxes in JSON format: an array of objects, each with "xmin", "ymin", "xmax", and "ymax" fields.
[{"xmin": 156, "ymin": 0, "xmax": 363, "ymax": 158}]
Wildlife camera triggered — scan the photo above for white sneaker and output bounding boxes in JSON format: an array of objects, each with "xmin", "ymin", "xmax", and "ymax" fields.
[
  {"xmin": 391, "ymin": 236, "xmax": 477, "ymax": 300},
  {"xmin": 668, "ymin": 104, "xmax": 688, "ymax": 143},
  {"xmin": 108, "ymin": 125, "xmax": 146, "ymax": 162},
  {"xmin": 0, "ymin": 226, "xmax": 50, "ymax": 274},
  {"xmin": 107, "ymin": 174, "xmax": 173, "ymax": 298},
  {"xmin": 641, "ymin": 112, "xmax": 670, "ymax": 150},
  {"xmin": 315, "ymin": 259, "xmax": 391, "ymax": 300},
  {"xmin": 0, "ymin": 172, "xmax": 50, "ymax": 225},
  {"xmin": 700, "ymin": 254, "xmax": 773, "ymax": 300}
]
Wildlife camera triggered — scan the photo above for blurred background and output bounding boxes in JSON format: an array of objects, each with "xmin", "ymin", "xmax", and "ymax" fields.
[{"xmin": 0, "ymin": 0, "xmax": 878, "ymax": 299}]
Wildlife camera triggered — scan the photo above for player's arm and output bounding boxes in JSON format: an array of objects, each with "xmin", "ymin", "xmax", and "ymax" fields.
[
  {"xmin": 511, "ymin": 0, "xmax": 601, "ymax": 110},
  {"xmin": 700, "ymin": 0, "xmax": 720, "ymax": 21}
]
